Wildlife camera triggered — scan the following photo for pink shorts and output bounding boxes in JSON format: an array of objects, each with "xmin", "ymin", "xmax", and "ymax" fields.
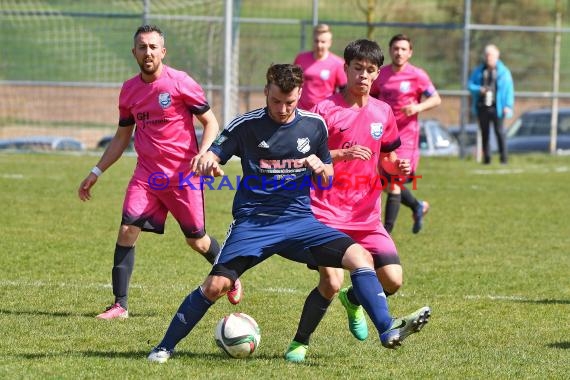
[
  {"xmin": 121, "ymin": 178, "xmax": 206, "ymax": 238},
  {"xmin": 340, "ymin": 226, "xmax": 400, "ymax": 268}
]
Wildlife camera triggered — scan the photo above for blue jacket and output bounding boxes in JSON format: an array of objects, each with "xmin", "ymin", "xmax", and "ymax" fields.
[{"xmin": 468, "ymin": 59, "xmax": 514, "ymax": 119}]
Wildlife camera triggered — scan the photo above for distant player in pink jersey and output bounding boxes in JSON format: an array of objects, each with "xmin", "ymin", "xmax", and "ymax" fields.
[
  {"xmin": 78, "ymin": 25, "xmax": 242, "ymax": 320},
  {"xmin": 370, "ymin": 34, "xmax": 441, "ymax": 234},
  {"xmin": 294, "ymin": 24, "xmax": 347, "ymax": 110},
  {"xmin": 285, "ymin": 39, "xmax": 431, "ymax": 363}
]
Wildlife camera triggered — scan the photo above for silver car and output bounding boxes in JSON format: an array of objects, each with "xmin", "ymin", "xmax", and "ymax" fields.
[{"xmin": 419, "ymin": 119, "xmax": 459, "ymax": 157}]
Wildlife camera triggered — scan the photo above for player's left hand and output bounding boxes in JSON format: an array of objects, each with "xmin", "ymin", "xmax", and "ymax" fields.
[
  {"xmin": 396, "ymin": 158, "xmax": 411, "ymax": 175},
  {"xmin": 380, "ymin": 152, "xmax": 410, "ymax": 176}
]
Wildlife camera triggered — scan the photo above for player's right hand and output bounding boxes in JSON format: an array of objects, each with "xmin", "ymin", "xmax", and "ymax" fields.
[
  {"xmin": 343, "ymin": 145, "xmax": 372, "ymax": 161},
  {"xmin": 78, "ymin": 174, "xmax": 98, "ymax": 201}
]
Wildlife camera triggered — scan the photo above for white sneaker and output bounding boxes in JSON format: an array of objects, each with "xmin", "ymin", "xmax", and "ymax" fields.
[
  {"xmin": 148, "ymin": 347, "xmax": 173, "ymax": 363},
  {"xmin": 380, "ymin": 306, "xmax": 431, "ymax": 349}
]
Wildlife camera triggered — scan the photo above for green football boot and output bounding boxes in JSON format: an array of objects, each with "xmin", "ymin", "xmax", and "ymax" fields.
[
  {"xmin": 338, "ymin": 286, "xmax": 368, "ymax": 341},
  {"xmin": 284, "ymin": 340, "xmax": 308, "ymax": 363}
]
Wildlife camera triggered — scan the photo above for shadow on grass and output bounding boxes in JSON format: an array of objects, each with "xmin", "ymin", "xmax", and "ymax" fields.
[
  {"xmin": 515, "ymin": 299, "xmax": 570, "ymax": 305},
  {"xmin": 19, "ymin": 351, "xmax": 151, "ymax": 360},
  {"xmin": 18, "ymin": 350, "xmax": 290, "ymax": 361},
  {"xmin": 0, "ymin": 308, "xmax": 158, "ymax": 318},
  {"xmin": 547, "ymin": 342, "xmax": 570, "ymax": 349}
]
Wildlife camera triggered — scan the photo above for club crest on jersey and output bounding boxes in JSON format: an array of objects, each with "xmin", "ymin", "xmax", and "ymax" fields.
[
  {"xmin": 158, "ymin": 92, "xmax": 172, "ymax": 109},
  {"xmin": 399, "ymin": 81, "xmax": 411, "ymax": 93},
  {"xmin": 297, "ymin": 137, "xmax": 310, "ymax": 154},
  {"xmin": 320, "ymin": 69, "xmax": 331, "ymax": 80},
  {"xmin": 370, "ymin": 123, "xmax": 383, "ymax": 140}
]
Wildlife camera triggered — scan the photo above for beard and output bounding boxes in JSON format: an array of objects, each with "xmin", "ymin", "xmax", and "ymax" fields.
[
  {"xmin": 266, "ymin": 105, "xmax": 294, "ymax": 124},
  {"xmin": 138, "ymin": 59, "xmax": 159, "ymax": 76}
]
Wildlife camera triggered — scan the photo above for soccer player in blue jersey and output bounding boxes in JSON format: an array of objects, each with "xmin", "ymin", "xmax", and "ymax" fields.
[{"xmin": 148, "ymin": 63, "xmax": 412, "ymax": 363}]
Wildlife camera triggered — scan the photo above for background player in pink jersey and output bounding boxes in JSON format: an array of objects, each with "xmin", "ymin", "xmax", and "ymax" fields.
[
  {"xmin": 77, "ymin": 25, "xmax": 242, "ymax": 320},
  {"xmin": 371, "ymin": 34, "xmax": 441, "ymax": 234},
  {"xmin": 294, "ymin": 24, "xmax": 347, "ymax": 110},
  {"xmin": 285, "ymin": 39, "xmax": 431, "ymax": 363}
]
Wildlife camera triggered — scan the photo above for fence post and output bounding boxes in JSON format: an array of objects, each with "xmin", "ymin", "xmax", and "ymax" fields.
[
  {"xmin": 550, "ymin": 0, "xmax": 562, "ymax": 154},
  {"xmin": 223, "ymin": 0, "xmax": 234, "ymax": 127},
  {"xmin": 460, "ymin": 0, "xmax": 472, "ymax": 160},
  {"xmin": 142, "ymin": 0, "xmax": 150, "ymax": 25}
]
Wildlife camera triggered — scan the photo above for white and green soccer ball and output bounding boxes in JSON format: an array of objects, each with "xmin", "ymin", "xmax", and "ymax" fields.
[{"xmin": 215, "ymin": 312, "xmax": 261, "ymax": 358}]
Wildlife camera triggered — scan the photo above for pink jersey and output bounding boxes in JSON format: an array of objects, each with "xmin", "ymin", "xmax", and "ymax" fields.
[
  {"xmin": 118, "ymin": 65, "xmax": 210, "ymax": 187},
  {"xmin": 294, "ymin": 51, "xmax": 347, "ymax": 111},
  {"xmin": 370, "ymin": 64, "xmax": 436, "ymax": 171},
  {"xmin": 310, "ymin": 93, "xmax": 400, "ymax": 231}
]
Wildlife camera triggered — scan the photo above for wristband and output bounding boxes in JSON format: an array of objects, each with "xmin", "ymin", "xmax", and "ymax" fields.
[{"xmin": 91, "ymin": 166, "xmax": 103, "ymax": 177}]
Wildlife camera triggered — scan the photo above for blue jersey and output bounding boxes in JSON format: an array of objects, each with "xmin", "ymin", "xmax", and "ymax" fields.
[{"xmin": 209, "ymin": 107, "xmax": 331, "ymax": 219}]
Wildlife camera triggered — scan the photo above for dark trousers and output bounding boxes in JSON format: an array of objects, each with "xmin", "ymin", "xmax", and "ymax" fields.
[{"xmin": 477, "ymin": 106, "xmax": 507, "ymax": 164}]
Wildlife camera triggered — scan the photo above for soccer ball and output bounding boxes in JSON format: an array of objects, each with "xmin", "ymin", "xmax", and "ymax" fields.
[{"xmin": 214, "ymin": 312, "xmax": 261, "ymax": 358}]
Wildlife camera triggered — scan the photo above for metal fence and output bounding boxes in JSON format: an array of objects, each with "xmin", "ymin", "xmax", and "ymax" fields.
[{"xmin": 1, "ymin": 0, "xmax": 569, "ymax": 151}]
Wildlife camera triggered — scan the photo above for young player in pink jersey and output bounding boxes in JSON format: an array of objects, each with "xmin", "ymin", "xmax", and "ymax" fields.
[
  {"xmin": 78, "ymin": 25, "xmax": 242, "ymax": 320},
  {"xmin": 285, "ymin": 39, "xmax": 431, "ymax": 363},
  {"xmin": 294, "ymin": 24, "xmax": 347, "ymax": 111},
  {"xmin": 370, "ymin": 34, "xmax": 441, "ymax": 234}
]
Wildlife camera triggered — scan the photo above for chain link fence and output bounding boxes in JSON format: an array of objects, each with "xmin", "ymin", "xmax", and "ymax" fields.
[{"xmin": 1, "ymin": 0, "xmax": 569, "ymax": 150}]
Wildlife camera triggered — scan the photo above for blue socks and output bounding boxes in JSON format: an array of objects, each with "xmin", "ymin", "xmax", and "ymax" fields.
[
  {"xmin": 350, "ymin": 268, "xmax": 392, "ymax": 333},
  {"xmin": 159, "ymin": 287, "xmax": 213, "ymax": 350},
  {"xmin": 156, "ymin": 269, "xmax": 392, "ymax": 350}
]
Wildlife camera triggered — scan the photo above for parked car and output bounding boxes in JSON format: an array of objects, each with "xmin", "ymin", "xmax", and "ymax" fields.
[
  {"xmin": 506, "ymin": 108, "xmax": 570, "ymax": 153},
  {"xmin": 96, "ymin": 128, "xmax": 204, "ymax": 151},
  {"xmin": 97, "ymin": 134, "xmax": 135, "ymax": 151},
  {"xmin": 0, "ymin": 136, "xmax": 84, "ymax": 152},
  {"xmin": 419, "ymin": 119, "xmax": 459, "ymax": 157},
  {"xmin": 447, "ymin": 123, "xmax": 498, "ymax": 156}
]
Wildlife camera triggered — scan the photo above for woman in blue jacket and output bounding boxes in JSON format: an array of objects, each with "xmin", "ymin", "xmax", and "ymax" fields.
[{"xmin": 468, "ymin": 44, "xmax": 514, "ymax": 164}]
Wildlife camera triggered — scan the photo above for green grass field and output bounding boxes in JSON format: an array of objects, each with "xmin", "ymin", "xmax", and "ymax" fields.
[{"xmin": 1, "ymin": 152, "xmax": 569, "ymax": 379}]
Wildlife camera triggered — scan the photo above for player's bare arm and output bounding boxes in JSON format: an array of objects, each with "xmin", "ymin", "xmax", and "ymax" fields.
[
  {"xmin": 196, "ymin": 151, "xmax": 225, "ymax": 177},
  {"xmin": 401, "ymin": 92, "xmax": 442, "ymax": 116},
  {"xmin": 330, "ymin": 145, "xmax": 373, "ymax": 163},
  {"xmin": 192, "ymin": 109, "xmax": 220, "ymax": 171},
  {"xmin": 78, "ymin": 125, "xmax": 134, "ymax": 201}
]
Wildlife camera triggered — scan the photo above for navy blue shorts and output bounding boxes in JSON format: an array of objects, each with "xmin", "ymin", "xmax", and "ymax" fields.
[{"xmin": 210, "ymin": 214, "xmax": 354, "ymax": 280}]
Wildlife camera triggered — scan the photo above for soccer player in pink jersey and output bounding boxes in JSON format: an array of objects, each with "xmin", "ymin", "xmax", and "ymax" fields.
[
  {"xmin": 370, "ymin": 34, "xmax": 441, "ymax": 234},
  {"xmin": 294, "ymin": 24, "xmax": 347, "ymax": 111},
  {"xmin": 77, "ymin": 25, "xmax": 242, "ymax": 320},
  {"xmin": 285, "ymin": 39, "xmax": 431, "ymax": 363}
]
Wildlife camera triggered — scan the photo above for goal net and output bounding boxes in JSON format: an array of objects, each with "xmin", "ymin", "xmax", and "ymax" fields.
[{"xmin": 0, "ymin": 0, "xmax": 227, "ymax": 148}]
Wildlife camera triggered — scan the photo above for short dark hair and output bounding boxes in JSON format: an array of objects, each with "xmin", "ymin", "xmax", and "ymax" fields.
[
  {"xmin": 134, "ymin": 25, "xmax": 164, "ymax": 44},
  {"xmin": 343, "ymin": 39, "xmax": 384, "ymax": 68},
  {"xmin": 266, "ymin": 64, "xmax": 304, "ymax": 93},
  {"xmin": 389, "ymin": 34, "xmax": 412, "ymax": 50}
]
